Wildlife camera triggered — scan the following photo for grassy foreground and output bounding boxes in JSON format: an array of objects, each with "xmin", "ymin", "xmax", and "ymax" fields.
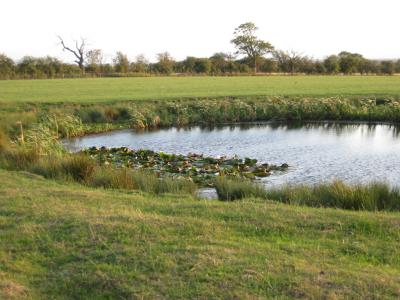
[
  {"xmin": 0, "ymin": 169, "xmax": 399, "ymax": 299},
  {"xmin": 1, "ymin": 76, "xmax": 400, "ymax": 103}
]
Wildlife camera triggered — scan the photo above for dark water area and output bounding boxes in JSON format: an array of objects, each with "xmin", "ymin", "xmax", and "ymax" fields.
[{"xmin": 65, "ymin": 122, "xmax": 400, "ymax": 187}]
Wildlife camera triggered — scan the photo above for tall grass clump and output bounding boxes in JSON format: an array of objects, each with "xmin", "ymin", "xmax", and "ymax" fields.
[
  {"xmin": 90, "ymin": 167, "xmax": 196, "ymax": 194},
  {"xmin": 90, "ymin": 167, "xmax": 136, "ymax": 189},
  {"xmin": 0, "ymin": 148, "xmax": 39, "ymax": 170},
  {"xmin": 60, "ymin": 154, "xmax": 96, "ymax": 183},
  {"xmin": 214, "ymin": 177, "xmax": 267, "ymax": 201},
  {"xmin": 128, "ymin": 171, "xmax": 196, "ymax": 194},
  {"xmin": 0, "ymin": 130, "xmax": 9, "ymax": 152},
  {"xmin": 28, "ymin": 154, "xmax": 95, "ymax": 183},
  {"xmin": 266, "ymin": 180, "xmax": 400, "ymax": 211}
]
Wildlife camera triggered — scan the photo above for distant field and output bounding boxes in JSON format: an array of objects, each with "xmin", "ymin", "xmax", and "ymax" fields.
[{"xmin": 1, "ymin": 76, "xmax": 400, "ymax": 104}]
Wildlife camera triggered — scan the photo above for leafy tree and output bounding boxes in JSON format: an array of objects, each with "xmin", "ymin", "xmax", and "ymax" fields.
[
  {"xmin": 37, "ymin": 56, "xmax": 63, "ymax": 78},
  {"xmin": 183, "ymin": 56, "xmax": 197, "ymax": 73},
  {"xmin": 155, "ymin": 52, "xmax": 175, "ymax": 74},
  {"xmin": 380, "ymin": 60, "xmax": 395, "ymax": 75},
  {"xmin": 314, "ymin": 61, "xmax": 327, "ymax": 74},
  {"xmin": 338, "ymin": 51, "xmax": 364, "ymax": 74},
  {"xmin": 395, "ymin": 60, "xmax": 400, "ymax": 73},
  {"xmin": 323, "ymin": 55, "xmax": 340, "ymax": 74},
  {"xmin": 86, "ymin": 49, "xmax": 103, "ymax": 75},
  {"xmin": 231, "ymin": 22, "xmax": 274, "ymax": 73},
  {"xmin": 113, "ymin": 51, "xmax": 130, "ymax": 73},
  {"xmin": 258, "ymin": 57, "xmax": 278, "ymax": 73},
  {"xmin": 194, "ymin": 58, "xmax": 211, "ymax": 74},
  {"xmin": 0, "ymin": 53, "xmax": 15, "ymax": 79},
  {"xmin": 209, "ymin": 52, "xmax": 234, "ymax": 74},
  {"xmin": 18, "ymin": 56, "xmax": 38, "ymax": 78},
  {"xmin": 131, "ymin": 54, "xmax": 149, "ymax": 73}
]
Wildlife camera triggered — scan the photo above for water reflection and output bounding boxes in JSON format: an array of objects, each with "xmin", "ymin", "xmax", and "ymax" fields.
[{"xmin": 65, "ymin": 122, "xmax": 400, "ymax": 187}]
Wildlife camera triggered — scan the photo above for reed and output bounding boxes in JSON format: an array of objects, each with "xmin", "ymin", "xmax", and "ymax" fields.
[
  {"xmin": 90, "ymin": 167, "xmax": 196, "ymax": 194},
  {"xmin": 214, "ymin": 177, "xmax": 267, "ymax": 201},
  {"xmin": 265, "ymin": 180, "xmax": 400, "ymax": 211}
]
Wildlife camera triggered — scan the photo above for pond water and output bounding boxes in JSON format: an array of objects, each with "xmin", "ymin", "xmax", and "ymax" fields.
[{"xmin": 65, "ymin": 123, "xmax": 400, "ymax": 187}]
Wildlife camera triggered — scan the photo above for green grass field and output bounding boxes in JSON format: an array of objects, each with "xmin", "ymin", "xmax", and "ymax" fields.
[
  {"xmin": 1, "ymin": 76, "xmax": 400, "ymax": 104},
  {"xmin": 1, "ymin": 75, "xmax": 400, "ymax": 299},
  {"xmin": 0, "ymin": 169, "xmax": 399, "ymax": 299}
]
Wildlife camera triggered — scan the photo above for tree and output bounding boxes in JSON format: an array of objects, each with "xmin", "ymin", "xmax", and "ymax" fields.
[
  {"xmin": 86, "ymin": 49, "xmax": 103, "ymax": 75},
  {"xmin": 183, "ymin": 56, "xmax": 197, "ymax": 73},
  {"xmin": 57, "ymin": 36, "xmax": 87, "ymax": 73},
  {"xmin": 131, "ymin": 54, "xmax": 149, "ymax": 73},
  {"xmin": 273, "ymin": 50, "xmax": 304, "ymax": 74},
  {"xmin": 395, "ymin": 60, "xmax": 400, "ymax": 74},
  {"xmin": 210, "ymin": 52, "xmax": 228, "ymax": 74},
  {"xmin": 155, "ymin": 52, "xmax": 175, "ymax": 74},
  {"xmin": 231, "ymin": 22, "xmax": 274, "ymax": 73},
  {"xmin": 258, "ymin": 57, "xmax": 278, "ymax": 73},
  {"xmin": 18, "ymin": 56, "xmax": 38, "ymax": 78},
  {"xmin": 0, "ymin": 53, "xmax": 15, "ymax": 79},
  {"xmin": 323, "ymin": 55, "xmax": 340, "ymax": 74},
  {"xmin": 338, "ymin": 51, "xmax": 364, "ymax": 74},
  {"xmin": 380, "ymin": 60, "xmax": 395, "ymax": 75},
  {"xmin": 194, "ymin": 58, "xmax": 211, "ymax": 74},
  {"xmin": 113, "ymin": 51, "xmax": 130, "ymax": 73}
]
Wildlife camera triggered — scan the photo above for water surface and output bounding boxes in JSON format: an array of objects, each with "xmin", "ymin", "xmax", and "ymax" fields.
[{"xmin": 66, "ymin": 123, "xmax": 400, "ymax": 187}]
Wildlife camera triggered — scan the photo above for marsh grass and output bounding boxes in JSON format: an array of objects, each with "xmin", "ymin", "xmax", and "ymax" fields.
[
  {"xmin": 0, "ymin": 142, "xmax": 196, "ymax": 195},
  {"xmin": 91, "ymin": 167, "xmax": 196, "ymax": 194},
  {"xmin": 2, "ymin": 97, "xmax": 400, "ymax": 144},
  {"xmin": 214, "ymin": 177, "xmax": 400, "ymax": 211},
  {"xmin": 0, "ymin": 130, "xmax": 9, "ymax": 152},
  {"xmin": 214, "ymin": 177, "xmax": 267, "ymax": 201},
  {"xmin": 60, "ymin": 155, "xmax": 96, "ymax": 183},
  {"xmin": 266, "ymin": 180, "xmax": 400, "ymax": 211}
]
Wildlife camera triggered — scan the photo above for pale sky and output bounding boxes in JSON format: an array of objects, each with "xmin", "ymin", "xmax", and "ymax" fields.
[{"xmin": 1, "ymin": 0, "xmax": 399, "ymax": 63}]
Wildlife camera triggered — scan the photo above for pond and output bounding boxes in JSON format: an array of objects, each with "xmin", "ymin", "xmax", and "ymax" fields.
[{"xmin": 65, "ymin": 123, "xmax": 400, "ymax": 187}]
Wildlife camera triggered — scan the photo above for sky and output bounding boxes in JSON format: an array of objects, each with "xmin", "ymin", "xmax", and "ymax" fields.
[{"xmin": 1, "ymin": 0, "xmax": 399, "ymax": 63}]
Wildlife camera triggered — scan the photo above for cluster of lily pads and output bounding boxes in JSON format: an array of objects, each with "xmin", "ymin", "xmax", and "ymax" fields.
[{"xmin": 82, "ymin": 146, "xmax": 289, "ymax": 186}]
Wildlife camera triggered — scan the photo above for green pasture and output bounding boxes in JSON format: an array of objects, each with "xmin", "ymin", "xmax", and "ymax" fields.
[{"xmin": 1, "ymin": 76, "xmax": 400, "ymax": 104}]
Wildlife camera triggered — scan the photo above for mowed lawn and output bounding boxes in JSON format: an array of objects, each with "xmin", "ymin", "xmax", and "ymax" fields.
[
  {"xmin": 0, "ymin": 169, "xmax": 399, "ymax": 299},
  {"xmin": 1, "ymin": 76, "xmax": 400, "ymax": 103}
]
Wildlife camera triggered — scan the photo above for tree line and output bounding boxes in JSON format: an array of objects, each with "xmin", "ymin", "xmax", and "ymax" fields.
[{"xmin": 1, "ymin": 22, "xmax": 399, "ymax": 79}]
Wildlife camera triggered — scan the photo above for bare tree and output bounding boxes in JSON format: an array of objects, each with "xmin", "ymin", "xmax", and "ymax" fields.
[
  {"xmin": 273, "ymin": 50, "xmax": 304, "ymax": 74},
  {"xmin": 57, "ymin": 36, "xmax": 86, "ymax": 73}
]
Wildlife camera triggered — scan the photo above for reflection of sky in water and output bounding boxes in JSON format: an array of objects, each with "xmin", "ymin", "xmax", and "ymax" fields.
[{"xmin": 65, "ymin": 123, "xmax": 400, "ymax": 187}]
